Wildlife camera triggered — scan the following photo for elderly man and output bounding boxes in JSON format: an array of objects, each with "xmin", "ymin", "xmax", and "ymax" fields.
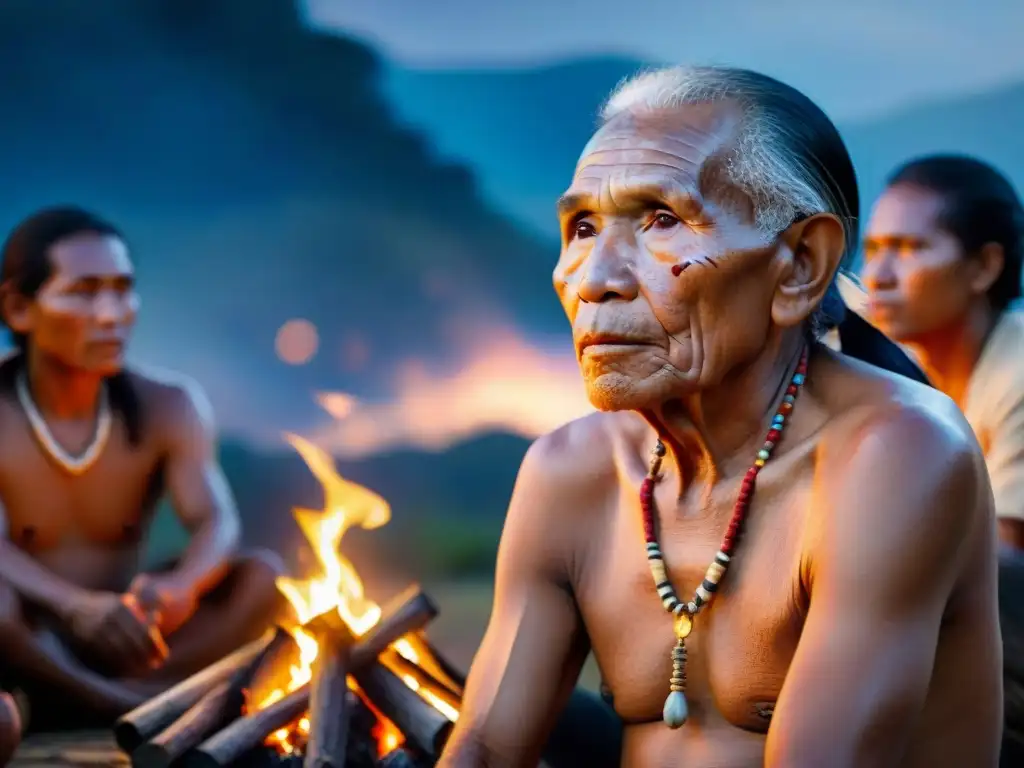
[
  {"xmin": 862, "ymin": 155, "xmax": 1024, "ymax": 551},
  {"xmin": 438, "ymin": 66, "xmax": 1002, "ymax": 767}
]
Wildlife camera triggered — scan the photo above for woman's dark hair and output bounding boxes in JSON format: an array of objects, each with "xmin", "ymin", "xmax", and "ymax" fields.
[
  {"xmin": 888, "ymin": 154, "xmax": 1024, "ymax": 312},
  {"xmin": 0, "ymin": 205, "xmax": 142, "ymax": 445}
]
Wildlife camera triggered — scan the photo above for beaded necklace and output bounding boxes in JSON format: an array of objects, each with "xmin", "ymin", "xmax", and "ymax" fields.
[
  {"xmin": 16, "ymin": 370, "xmax": 112, "ymax": 476},
  {"xmin": 641, "ymin": 347, "xmax": 809, "ymax": 729}
]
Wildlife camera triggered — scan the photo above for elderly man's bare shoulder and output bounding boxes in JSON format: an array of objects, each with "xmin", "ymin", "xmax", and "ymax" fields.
[
  {"xmin": 814, "ymin": 350, "xmax": 990, "ymax": 549},
  {"xmin": 819, "ymin": 348, "xmax": 976, "ymax": 440},
  {"xmin": 515, "ymin": 411, "xmax": 644, "ymax": 516}
]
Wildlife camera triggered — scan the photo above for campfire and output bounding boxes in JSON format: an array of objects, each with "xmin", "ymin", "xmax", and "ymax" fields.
[{"xmin": 113, "ymin": 435, "xmax": 464, "ymax": 768}]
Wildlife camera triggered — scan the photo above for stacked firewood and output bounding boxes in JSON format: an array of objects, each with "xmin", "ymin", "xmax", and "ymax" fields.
[{"xmin": 112, "ymin": 586, "xmax": 463, "ymax": 768}]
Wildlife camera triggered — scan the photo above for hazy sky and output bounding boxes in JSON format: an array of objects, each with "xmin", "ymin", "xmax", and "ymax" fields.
[{"xmin": 304, "ymin": 0, "xmax": 1024, "ymax": 122}]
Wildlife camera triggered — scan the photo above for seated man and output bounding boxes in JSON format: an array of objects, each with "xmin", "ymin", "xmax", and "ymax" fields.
[
  {"xmin": 439, "ymin": 66, "xmax": 1003, "ymax": 767},
  {"xmin": 861, "ymin": 155, "xmax": 1024, "ymax": 551},
  {"xmin": 0, "ymin": 206, "xmax": 284, "ymax": 729}
]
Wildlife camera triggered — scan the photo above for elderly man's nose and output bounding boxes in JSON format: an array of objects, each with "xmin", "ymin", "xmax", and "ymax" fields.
[{"xmin": 577, "ymin": 238, "xmax": 640, "ymax": 303}]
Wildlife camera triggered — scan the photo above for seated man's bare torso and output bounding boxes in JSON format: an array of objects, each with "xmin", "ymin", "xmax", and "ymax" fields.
[
  {"xmin": 0, "ymin": 365, "xmax": 282, "ymax": 722},
  {"xmin": 0, "ymin": 369, "xmax": 173, "ymax": 595},
  {"xmin": 568, "ymin": 352, "xmax": 998, "ymax": 767}
]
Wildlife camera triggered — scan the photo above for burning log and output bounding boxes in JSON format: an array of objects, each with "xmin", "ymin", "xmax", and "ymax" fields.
[
  {"xmin": 115, "ymin": 629, "xmax": 283, "ymax": 753},
  {"xmin": 185, "ymin": 685, "xmax": 310, "ymax": 768},
  {"xmin": 352, "ymin": 661, "xmax": 453, "ymax": 759},
  {"xmin": 303, "ymin": 615, "xmax": 355, "ymax": 768},
  {"xmin": 384, "ymin": 653, "xmax": 461, "ymax": 715},
  {"xmin": 128, "ymin": 627, "xmax": 297, "ymax": 768},
  {"xmin": 419, "ymin": 640, "xmax": 466, "ymax": 695},
  {"xmin": 184, "ymin": 585, "xmax": 438, "ymax": 768},
  {"xmin": 378, "ymin": 746, "xmax": 426, "ymax": 768},
  {"xmin": 130, "ymin": 680, "xmax": 237, "ymax": 768}
]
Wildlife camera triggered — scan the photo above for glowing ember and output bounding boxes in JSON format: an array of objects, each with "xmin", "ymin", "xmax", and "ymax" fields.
[{"xmin": 255, "ymin": 433, "xmax": 459, "ymax": 754}]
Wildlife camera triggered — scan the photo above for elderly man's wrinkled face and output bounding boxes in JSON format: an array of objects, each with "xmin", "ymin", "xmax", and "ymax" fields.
[{"xmin": 554, "ymin": 105, "xmax": 788, "ymax": 412}]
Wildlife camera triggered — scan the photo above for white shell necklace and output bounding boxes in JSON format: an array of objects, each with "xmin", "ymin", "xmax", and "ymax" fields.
[{"xmin": 16, "ymin": 369, "xmax": 112, "ymax": 476}]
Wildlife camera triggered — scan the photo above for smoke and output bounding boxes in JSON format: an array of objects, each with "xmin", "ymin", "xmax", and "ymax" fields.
[{"xmin": 308, "ymin": 321, "xmax": 593, "ymax": 458}]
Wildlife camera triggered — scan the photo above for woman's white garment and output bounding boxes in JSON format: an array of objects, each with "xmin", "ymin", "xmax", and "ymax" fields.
[{"xmin": 963, "ymin": 309, "xmax": 1024, "ymax": 522}]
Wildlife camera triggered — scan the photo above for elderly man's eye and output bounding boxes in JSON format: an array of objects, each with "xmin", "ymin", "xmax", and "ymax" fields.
[
  {"xmin": 649, "ymin": 212, "xmax": 680, "ymax": 230},
  {"xmin": 573, "ymin": 220, "xmax": 597, "ymax": 240}
]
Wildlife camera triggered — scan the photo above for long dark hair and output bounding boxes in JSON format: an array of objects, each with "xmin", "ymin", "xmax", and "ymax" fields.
[
  {"xmin": 702, "ymin": 68, "xmax": 928, "ymax": 383},
  {"xmin": 0, "ymin": 205, "xmax": 143, "ymax": 445}
]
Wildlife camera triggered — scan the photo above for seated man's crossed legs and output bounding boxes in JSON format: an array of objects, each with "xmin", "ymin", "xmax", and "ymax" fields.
[{"xmin": 0, "ymin": 548, "xmax": 286, "ymax": 731}]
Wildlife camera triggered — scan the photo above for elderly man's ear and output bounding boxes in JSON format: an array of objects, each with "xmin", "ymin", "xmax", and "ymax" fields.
[{"xmin": 771, "ymin": 213, "xmax": 846, "ymax": 329}]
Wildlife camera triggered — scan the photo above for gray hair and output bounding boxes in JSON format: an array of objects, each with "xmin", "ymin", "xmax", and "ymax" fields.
[{"xmin": 600, "ymin": 66, "xmax": 860, "ymax": 331}]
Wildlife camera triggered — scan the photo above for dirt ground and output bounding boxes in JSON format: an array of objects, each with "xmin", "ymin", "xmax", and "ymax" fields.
[{"xmin": 10, "ymin": 730, "xmax": 128, "ymax": 767}]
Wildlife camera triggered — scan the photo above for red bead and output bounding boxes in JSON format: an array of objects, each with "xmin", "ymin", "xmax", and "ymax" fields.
[
  {"xmin": 786, "ymin": 384, "xmax": 798, "ymax": 396},
  {"xmin": 766, "ymin": 429, "xmax": 781, "ymax": 442},
  {"xmin": 779, "ymin": 401, "xmax": 793, "ymax": 414}
]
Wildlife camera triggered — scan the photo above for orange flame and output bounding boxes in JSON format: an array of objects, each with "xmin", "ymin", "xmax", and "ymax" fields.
[{"xmin": 258, "ymin": 434, "xmax": 459, "ymax": 753}]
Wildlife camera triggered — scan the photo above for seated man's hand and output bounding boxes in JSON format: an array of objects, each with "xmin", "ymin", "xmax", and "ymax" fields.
[
  {"xmin": 129, "ymin": 573, "xmax": 198, "ymax": 638},
  {"xmin": 66, "ymin": 590, "xmax": 168, "ymax": 673}
]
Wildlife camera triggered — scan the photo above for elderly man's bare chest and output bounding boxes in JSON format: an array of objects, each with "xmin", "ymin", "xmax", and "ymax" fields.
[
  {"xmin": 575, "ymin": 454, "xmax": 814, "ymax": 732},
  {"xmin": 0, "ymin": 416, "xmax": 164, "ymax": 551}
]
